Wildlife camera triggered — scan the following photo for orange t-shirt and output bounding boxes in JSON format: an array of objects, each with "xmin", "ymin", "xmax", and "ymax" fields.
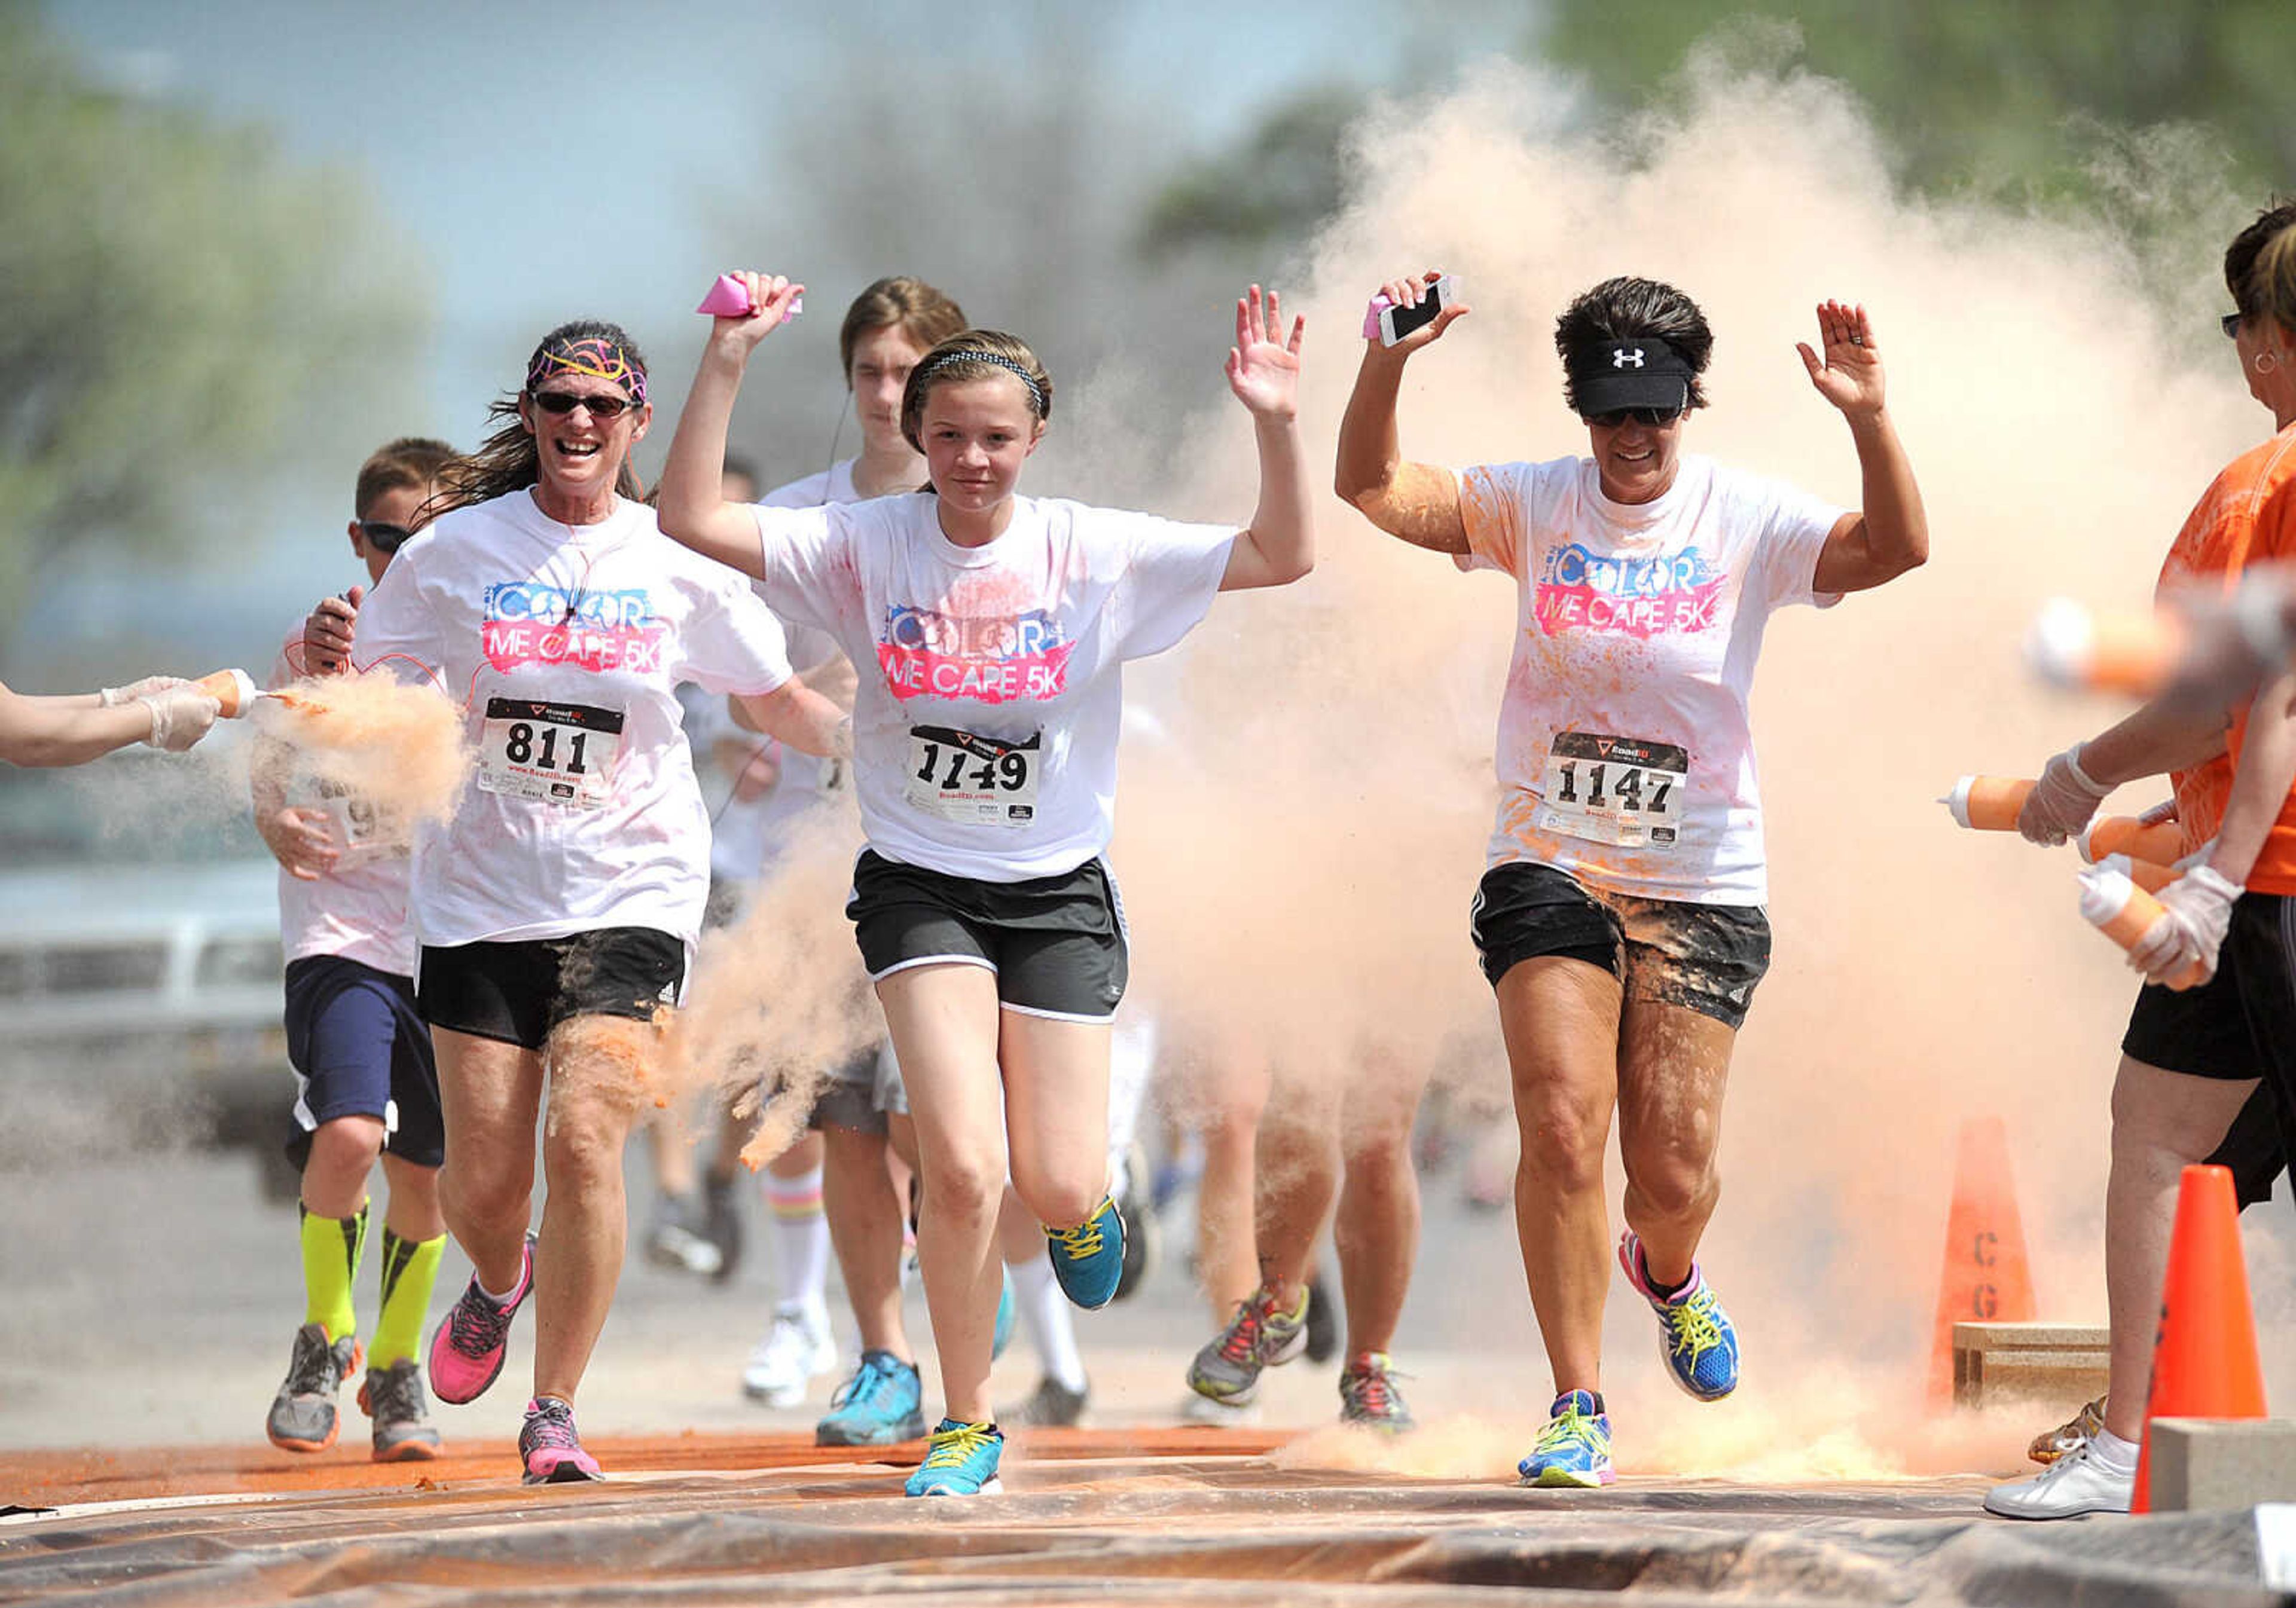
[{"xmin": 2157, "ymin": 423, "xmax": 2296, "ymax": 891}]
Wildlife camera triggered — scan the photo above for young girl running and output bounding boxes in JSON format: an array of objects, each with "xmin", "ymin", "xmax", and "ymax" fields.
[{"xmin": 658, "ymin": 273, "xmax": 1312, "ymax": 1496}]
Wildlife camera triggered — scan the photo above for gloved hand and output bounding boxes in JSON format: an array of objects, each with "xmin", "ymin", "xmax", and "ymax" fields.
[
  {"xmin": 139, "ymin": 684, "xmax": 222, "ymax": 751},
  {"xmin": 99, "ymin": 674, "xmax": 191, "ymax": 707},
  {"xmin": 2127, "ymin": 864, "xmax": 2241, "ymax": 987},
  {"xmin": 2017, "ymin": 744, "xmax": 2112, "ymax": 845}
]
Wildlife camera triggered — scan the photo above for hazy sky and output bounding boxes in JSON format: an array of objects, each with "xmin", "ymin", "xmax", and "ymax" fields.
[{"xmin": 22, "ymin": 0, "xmax": 1525, "ymax": 676}]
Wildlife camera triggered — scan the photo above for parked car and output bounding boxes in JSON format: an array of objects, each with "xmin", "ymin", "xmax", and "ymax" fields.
[{"xmin": 0, "ymin": 751, "xmax": 292, "ymax": 1178}]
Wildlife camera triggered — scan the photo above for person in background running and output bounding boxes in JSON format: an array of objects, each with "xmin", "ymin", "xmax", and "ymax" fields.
[
  {"xmin": 1986, "ymin": 201, "xmax": 2296, "ymax": 1521},
  {"xmin": 657, "ymin": 273, "xmax": 1314, "ymax": 1496},
  {"xmin": 316, "ymin": 320, "xmax": 850, "ymax": 1484},
  {"xmin": 1337, "ymin": 269, "xmax": 1928, "ymax": 1487},
  {"xmin": 255, "ymin": 436, "xmax": 457, "ymax": 1462}
]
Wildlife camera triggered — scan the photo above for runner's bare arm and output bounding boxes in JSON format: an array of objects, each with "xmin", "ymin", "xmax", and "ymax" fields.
[
  {"xmin": 734, "ymin": 675, "xmax": 850, "ymax": 760},
  {"xmin": 1335, "ymin": 273, "xmax": 1470, "ymax": 556},
  {"xmin": 1219, "ymin": 286, "xmax": 1315, "ymax": 591},
  {"xmin": 1804, "ymin": 302, "xmax": 1929, "ymax": 594},
  {"xmin": 657, "ymin": 272, "xmax": 806, "ymax": 579},
  {"xmin": 249, "ymin": 734, "xmax": 338, "ymax": 882}
]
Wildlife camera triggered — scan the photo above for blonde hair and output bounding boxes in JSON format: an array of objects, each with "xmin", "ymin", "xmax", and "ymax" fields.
[
  {"xmin": 840, "ymin": 277, "xmax": 968, "ymax": 378},
  {"xmin": 899, "ymin": 330, "xmax": 1052, "ymax": 452}
]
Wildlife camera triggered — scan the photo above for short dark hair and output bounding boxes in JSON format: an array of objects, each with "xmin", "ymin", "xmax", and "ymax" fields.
[
  {"xmin": 1554, "ymin": 277, "xmax": 1713, "ymax": 415},
  {"xmin": 353, "ymin": 436, "xmax": 456, "ymax": 519},
  {"xmin": 2226, "ymin": 198, "xmax": 2296, "ymax": 317}
]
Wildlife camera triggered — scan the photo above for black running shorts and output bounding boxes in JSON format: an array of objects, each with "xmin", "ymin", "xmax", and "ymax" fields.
[
  {"xmin": 845, "ymin": 849, "xmax": 1128, "ymax": 1023},
  {"xmin": 1468, "ymin": 860, "xmax": 1772, "ymax": 1031},
  {"xmin": 417, "ymin": 927, "xmax": 686, "ymax": 1051}
]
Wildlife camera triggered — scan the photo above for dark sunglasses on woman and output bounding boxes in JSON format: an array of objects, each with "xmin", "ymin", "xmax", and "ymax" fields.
[
  {"xmin": 1587, "ymin": 405, "xmax": 1687, "ymax": 429},
  {"xmin": 530, "ymin": 389, "xmax": 638, "ymax": 418}
]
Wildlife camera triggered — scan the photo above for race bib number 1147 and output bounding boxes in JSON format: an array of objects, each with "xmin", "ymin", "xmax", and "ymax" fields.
[{"xmin": 1535, "ymin": 731, "xmax": 1688, "ymax": 849}]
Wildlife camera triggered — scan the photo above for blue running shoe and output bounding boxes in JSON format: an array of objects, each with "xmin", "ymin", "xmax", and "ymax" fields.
[
  {"xmin": 1046, "ymin": 1196, "xmax": 1124, "ymax": 1310},
  {"xmin": 1618, "ymin": 1229, "xmax": 1739, "ymax": 1401},
  {"xmin": 815, "ymin": 1350, "xmax": 928, "ymax": 1447},
  {"xmin": 993, "ymin": 1268, "xmax": 1016, "ymax": 1361},
  {"xmin": 905, "ymin": 1418, "xmax": 1004, "ymax": 1496},
  {"xmin": 1518, "ymin": 1390, "xmax": 1615, "ymax": 1488}
]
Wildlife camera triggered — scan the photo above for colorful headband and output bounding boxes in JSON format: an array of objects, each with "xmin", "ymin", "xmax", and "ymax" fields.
[
  {"xmin": 914, "ymin": 348, "xmax": 1045, "ymax": 415},
  {"xmin": 527, "ymin": 335, "xmax": 648, "ymax": 405}
]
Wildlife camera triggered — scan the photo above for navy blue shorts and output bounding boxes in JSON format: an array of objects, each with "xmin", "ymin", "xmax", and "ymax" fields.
[{"xmin": 282, "ymin": 955, "xmax": 444, "ymax": 1169}]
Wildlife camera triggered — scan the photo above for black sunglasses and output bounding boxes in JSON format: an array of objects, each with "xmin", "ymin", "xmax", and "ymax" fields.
[
  {"xmin": 530, "ymin": 389, "xmax": 639, "ymax": 418},
  {"xmin": 356, "ymin": 519, "xmax": 416, "ymax": 552},
  {"xmin": 2221, "ymin": 312, "xmax": 2246, "ymax": 339},
  {"xmin": 1587, "ymin": 405, "xmax": 1686, "ymax": 429}
]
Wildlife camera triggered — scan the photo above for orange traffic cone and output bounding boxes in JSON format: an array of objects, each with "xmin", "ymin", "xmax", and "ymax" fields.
[
  {"xmin": 1928, "ymin": 1116, "xmax": 2038, "ymax": 1405},
  {"xmin": 2132, "ymin": 1164, "xmax": 2268, "ymax": 1512}
]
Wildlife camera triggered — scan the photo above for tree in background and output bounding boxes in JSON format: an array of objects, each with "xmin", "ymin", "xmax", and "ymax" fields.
[
  {"xmin": 1139, "ymin": 3, "xmax": 2291, "ymax": 292},
  {"xmin": 0, "ymin": 2, "xmax": 428, "ymax": 638}
]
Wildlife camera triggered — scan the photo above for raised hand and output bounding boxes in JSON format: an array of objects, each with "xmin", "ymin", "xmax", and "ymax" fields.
[
  {"xmin": 709, "ymin": 271, "xmax": 806, "ymax": 356},
  {"xmin": 1797, "ymin": 299, "xmax": 1885, "ymax": 417},
  {"xmin": 1370, "ymin": 269, "xmax": 1469, "ymax": 356},
  {"xmin": 1225, "ymin": 285, "xmax": 1305, "ymax": 421}
]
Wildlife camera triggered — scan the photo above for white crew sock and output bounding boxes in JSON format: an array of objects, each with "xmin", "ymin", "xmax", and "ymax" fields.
[
  {"xmin": 2088, "ymin": 1426, "xmax": 2139, "ymax": 1473},
  {"xmin": 761, "ymin": 1164, "xmax": 829, "ymax": 1314},
  {"xmin": 1010, "ymin": 1254, "xmax": 1088, "ymax": 1392}
]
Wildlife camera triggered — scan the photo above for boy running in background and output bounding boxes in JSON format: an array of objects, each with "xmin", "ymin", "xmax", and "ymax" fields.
[{"xmin": 254, "ymin": 437, "xmax": 457, "ymax": 1459}]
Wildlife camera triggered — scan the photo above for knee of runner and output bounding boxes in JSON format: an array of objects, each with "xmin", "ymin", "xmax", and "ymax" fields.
[
  {"xmin": 309, "ymin": 1115, "xmax": 387, "ymax": 1169},
  {"xmin": 1013, "ymin": 1170, "xmax": 1104, "ymax": 1233},
  {"xmin": 441, "ymin": 1162, "xmax": 529, "ymax": 1232},
  {"xmin": 1622, "ymin": 1159, "xmax": 1715, "ymax": 1222},
  {"xmin": 917, "ymin": 1153, "xmax": 1004, "ymax": 1222},
  {"xmin": 1511, "ymin": 1090, "xmax": 1610, "ymax": 1187}
]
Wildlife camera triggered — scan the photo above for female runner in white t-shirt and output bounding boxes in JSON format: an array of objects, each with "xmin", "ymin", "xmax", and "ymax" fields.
[
  {"xmin": 1336, "ymin": 271, "xmax": 1928, "ymax": 1487},
  {"xmin": 334, "ymin": 320, "xmax": 850, "ymax": 1485},
  {"xmin": 657, "ymin": 272, "xmax": 1312, "ymax": 1496}
]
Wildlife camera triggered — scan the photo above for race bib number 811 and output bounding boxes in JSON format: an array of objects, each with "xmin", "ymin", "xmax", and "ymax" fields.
[
  {"xmin": 477, "ymin": 698, "xmax": 624, "ymax": 808},
  {"xmin": 1535, "ymin": 732, "xmax": 1688, "ymax": 849},
  {"xmin": 904, "ymin": 724, "xmax": 1040, "ymax": 826}
]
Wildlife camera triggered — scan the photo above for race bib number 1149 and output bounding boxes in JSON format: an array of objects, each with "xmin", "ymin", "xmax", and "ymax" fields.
[{"xmin": 904, "ymin": 724, "xmax": 1040, "ymax": 826}]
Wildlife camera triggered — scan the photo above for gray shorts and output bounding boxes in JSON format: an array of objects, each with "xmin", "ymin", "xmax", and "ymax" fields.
[{"xmin": 809, "ymin": 1040, "xmax": 906, "ymax": 1135}]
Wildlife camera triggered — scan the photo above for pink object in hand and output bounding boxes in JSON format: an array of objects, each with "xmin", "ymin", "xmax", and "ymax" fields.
[
  {"xmin": 697, "ymin": 274, "xmax": 802, "ymax": 322},
  {"xmin": 1362, "ymin": 295, "xmax": 1394, "ymax": 340}
]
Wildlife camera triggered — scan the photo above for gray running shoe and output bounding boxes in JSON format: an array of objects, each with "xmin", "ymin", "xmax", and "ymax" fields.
[
  {"xmin": 267, "ymin": 1322, "xmax": 359, "ymax": 1453},
  {"xmin": 1012, "ymin": 1374, "xmax": 1088, "ymax": 1427},
  {"xmin": 359, "ymin": 1360, "xmax": 443, "ymax": 1462},
  {"xmin": 1186, "ymin": 1285, "xmax": 1309, "ymax": 1405},
  {"xmin": 1338, "ymin": 1351, "xmax": 1416, "ymax": 1432}
]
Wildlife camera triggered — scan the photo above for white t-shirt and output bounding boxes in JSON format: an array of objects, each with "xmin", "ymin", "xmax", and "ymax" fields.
[
  {"xmin": 265, "ymin": 629, "xmax": 416, "ymax": 976},
  {"xmin": 1455, "ymin": 453, "xmax": 1844, "ymax": 905},
  {"xmin": 749, "ymin": 492, "xmax": 1235, "ymax": 881},
  {"xmin": 355, "ymin": 490, "xmax": 795, "ymax": 949}
]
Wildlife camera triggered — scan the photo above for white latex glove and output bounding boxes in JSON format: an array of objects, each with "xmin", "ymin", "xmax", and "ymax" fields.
[
  {"xmin": 99, "ymin": 674, "xmax": 191, "ymax": 707},
  {"xmin": 2126, "ymin": 864, "xmax": 2241, "ymax": 986},
  {"xmin": 139, "ymin": 685, "xmax": 222, "ymax": 751},
  {"xmin": 2017, "ymin": 744, "xmax": 2112, "ymax": 845}
]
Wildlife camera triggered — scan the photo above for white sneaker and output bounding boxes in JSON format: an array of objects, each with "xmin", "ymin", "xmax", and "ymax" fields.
[
  {"xmin": 1983, "ymin": 1438, "xmax": 2135, "ymax": 1518},
  {"xmin": 1180, "ymin": 1390, "xmax": 1263, "ymax": 1429},
  {"xmin": 740, "ymin": 1303, "xmax": 836, "ymax": 1407}
]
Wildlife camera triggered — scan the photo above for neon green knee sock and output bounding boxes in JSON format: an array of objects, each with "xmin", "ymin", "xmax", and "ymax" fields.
[
  {"xmin": 299, "ymin": 1200, "xmax": 370, "ymax": 1345},
  {"xmin": 370, "ymin": 1226, "xmax": 446, "ymax": 1371}
]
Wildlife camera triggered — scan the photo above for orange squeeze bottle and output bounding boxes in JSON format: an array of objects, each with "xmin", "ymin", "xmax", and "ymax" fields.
[
  {"xmin": 1941, "ymin": 776, "xmax": 2035, "ymax": 830},
  {"xmin": 2078, "ymin": 816, "xmax": 2185, "ymax": 866},
  {"xmin": 194, "ymin": 668, "xmax": 259, "ymax": 718},
  {"xmin": 2078, "ymin": 857, "xmax": 2206, "ymax": 988},
  {"xmin": 2123, "ymin": 857, "xmax": 2178, "ymax": 894}
]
